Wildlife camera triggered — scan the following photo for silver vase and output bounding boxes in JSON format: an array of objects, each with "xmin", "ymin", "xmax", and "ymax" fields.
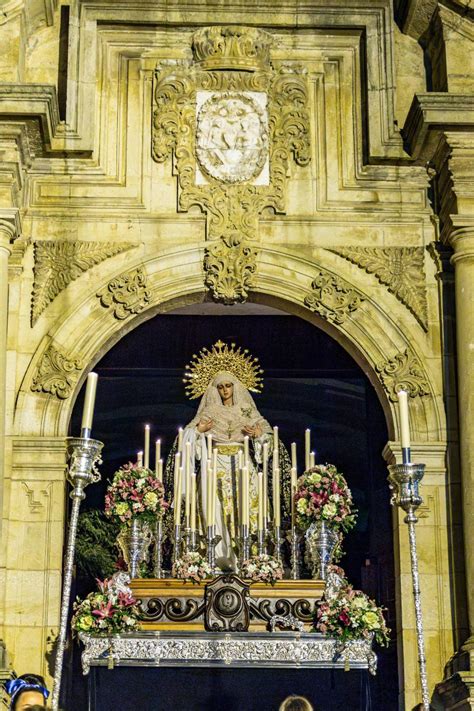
[
  {"xmin": 117, "ymin": 518, "xmax": 152, "ymax": 578},
  {"xmin": 304, "ymin": 521, "xmax": 339, "ymax": 580}
]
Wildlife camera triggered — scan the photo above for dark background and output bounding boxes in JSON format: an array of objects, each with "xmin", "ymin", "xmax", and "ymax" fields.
[{"xmin": 68, "ymin": 311, "xmax": 398, "ymax": 709}]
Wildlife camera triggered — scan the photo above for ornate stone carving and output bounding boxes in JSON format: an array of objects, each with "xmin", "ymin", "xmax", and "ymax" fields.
[
  {"xmin": 96, "ymin": 267, "xmax": 151, "ymax": 320},
  {"xmin": 204, "ymin": 237, "xmax": 258, "ymax": 304},
  {"xmin": 31, "ymin": 343, "xmax": 83, "ymax": 399},
  {"xmin": 152, "ymin": 26, "xmax": 311, "ymax": 303},
  {"xmin": 328, "ymin": 247, "xmax": 428, "ymax": 330},
  {"xmin": 32, "ymin": 240, "xmax": 135, "ymax": 326},
  {"xmin": 375, "ymin": 349, "xmax": 430, "ymax": 402},
  {"xmin": 304, "ymin": 271, "xmax": 365, "ymax": 325}
]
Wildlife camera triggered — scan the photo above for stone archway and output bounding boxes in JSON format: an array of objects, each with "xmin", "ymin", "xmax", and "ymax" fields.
[{"xmin": 8, "ymin": 245, "xmax": 451, "ymax": 707}]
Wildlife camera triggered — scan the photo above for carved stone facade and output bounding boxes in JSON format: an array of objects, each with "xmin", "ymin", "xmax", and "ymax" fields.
[{"xmin": 0, "ymin": 2, "xmax": 473, "ymax": 709}]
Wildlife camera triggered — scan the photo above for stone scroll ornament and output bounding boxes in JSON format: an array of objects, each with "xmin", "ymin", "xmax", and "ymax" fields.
[
  {"xmin": 304, "ymin": 270, "xmax": 365, "ymax": 325},
  {"xmin": 375, "ymin": 349, "xmax": 430, "ymax": 402},
  {"xmin": 31, "ymin": 343, "xmax": 83, "ymax": 399},
  {"xmin": 96, "ymin": 267, "xmax": 151, "ymax": 320},
  {"xmin": 152, "ymin": 25, "xmax": 311, "ymax": 304}
]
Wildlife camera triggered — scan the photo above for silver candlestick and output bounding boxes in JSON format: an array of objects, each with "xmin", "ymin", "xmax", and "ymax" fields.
[
  {"xmin": 189, "ymin": 528, "xmax": 198, "ymax": 552},
  {"xmin": 273, "ymin": 525, "xmax": 282, "ymax": 565},
  {"xmin": 290, "ymin": 527, "xmax": 301, "ymax": 580},
  {"xmin": 257, "ymin": 528, "xmax": 265, "ymax": 556},
  {"xmin": 388, "ymin": 461, "xmax": 430, "ymax": 711},
  {"xmin": 173, "ymin": 523, "xmax": 182, "ymax": 569},
  {"xmin": 206, "ymin": 525, "xmax": 220, "ymax": 574},
  {"xmin": 240, "ymin": 524, "xmax": 250, "ymax": 564},
  {"xmin": 51, "ymin": 436, "xmax": 103, "ymax": 711},
  {"xmin": 154, "ymin": 516, "xmax": 164, "ymax": 579}
]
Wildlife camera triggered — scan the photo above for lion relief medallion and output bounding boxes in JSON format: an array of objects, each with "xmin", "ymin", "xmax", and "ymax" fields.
[{"xmin": 196, "ymin": 91, "xmax": 269, "ymax": 184}]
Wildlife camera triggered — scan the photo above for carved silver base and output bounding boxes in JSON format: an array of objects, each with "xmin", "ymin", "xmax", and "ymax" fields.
[
  {"xmin": 304, "ymin": 521, "xmax": 339, "ymax": 581},
  {"xmin": 154, "ymin": 517, "xmax": 164, "ymax": 579}
]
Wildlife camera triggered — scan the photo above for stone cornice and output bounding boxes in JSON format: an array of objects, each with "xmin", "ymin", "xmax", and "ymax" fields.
[
  {"xmin": 0, "ymin": 210, "xmax": 22, "ymax": 244},
  {"xmin": 0, "ymin": 84, "xmax": 60, "ymax": 149}
]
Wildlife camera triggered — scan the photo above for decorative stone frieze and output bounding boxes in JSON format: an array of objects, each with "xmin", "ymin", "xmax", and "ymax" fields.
[
  {"xmin": 375, "ymin": 349, "xmax": 430, "ymax": 402},
  {"xmin": 203, "ymin": 236, "xmax": 258, "ymax": 304},
  {"xmin": 152, "ymin": 25, "xmax": 311, "ymax": 303},
  {"xmin": 304, "ymin": 271, "xmax": 365, "ymax": 325},
  {"xmin": 328, "ymin": 247, "xmax": 428, "ymax": 330},
  {"xmin": 96, "ymin": 267, "xmax": 151, "ymax": 320},
  {"xmin": 32, "ymin": 241, "xmax": 135, "ymax": 325},
  {"xmin": 31, "ymin": 343, "xmax": 83, "ymax": 399}
]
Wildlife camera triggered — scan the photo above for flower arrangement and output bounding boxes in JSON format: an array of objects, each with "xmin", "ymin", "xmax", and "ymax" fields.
[
  {"xmin": 105, "ymin": 462, "xmax": 168, "ymax": 525},
  {"xmin": 172, "ymin": 552, "xmax": 212, "ymax": 583},
  {"xmin": 71, "ymin": 575, "xmax": 140, "ymax": 636},
  {"xmin": 314, "ymin": 584, "xmax": 390, "ymax": 647},
  {"xmin": 295, "ymin": 464, "xmax": 357, "ymax": 532},
  {"xmin": 240, "ymin": 554, "xmax": 283, "ymax": 585}
]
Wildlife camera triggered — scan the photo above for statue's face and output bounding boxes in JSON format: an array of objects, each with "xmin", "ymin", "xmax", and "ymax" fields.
[
  {"xmin": 217, "ymin": 381, "xmax": 234, "ymax": 404},
  {"xmin": 15, "ymin": 690, "xmax": 45, "ymax": 710}
]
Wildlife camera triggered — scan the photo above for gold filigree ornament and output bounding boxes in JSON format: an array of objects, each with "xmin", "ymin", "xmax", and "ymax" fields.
[{"xmin": 183, "ymin": 340, "xmax": 264, "ymax": 399}]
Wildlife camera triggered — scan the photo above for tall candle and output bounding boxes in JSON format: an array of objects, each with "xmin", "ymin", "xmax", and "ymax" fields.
[
  {"xmin": 238, "ymin": 450, "xmax": 243, "ymax": 470},
  {"xmin": 305, "ymin": 429, "xmax": 311, "ymax": 471},
  {"xmin": 258, "ymin": 471, "xmax": 264, "ymax": 531},
  {"xmin": 174, "ymin": 465, "xmax": 183, "ymax": 526},
  {"xmin": 207, "ymin": 433, "xmax": 213, "ymax": 456},
  {"xmin": 81, "ymin": 372, "xmax": 98, "ymax": 434},
  {"xmin": 190, "ymin": 471, "xmax": 197, "ymax": 530},
  {"xmin": 310, "ymin": 451, "xmax": 315, "ymax": 469},
  {"xmin": 157, "ymin": 459, "xmax": 163, "ymax": 483},
  {"xmin": 206, "ymin": 459, "xmax": 212, "ymax": 525},
  {"xmin": 273, "ymin": 426, "xmax": 279, "ymax": 451},
  {"xmin": 212, "ymin": 447, "xmax": 218, "ymax": 475},
  {"xmin": 291, "ymin": 442, "xmax": 297, "ymax": 471},
  {"xmin": 397, "ymin": 389, "xmax": 411, "ymax": 452},
  {"xmin": 178, "ymin": 427, "xmax": 183, "ymax": 452},
  {"xmin": 241, "ymin": 466, "xmax": 249, "ymax": 527},
  {"xmin": 144, "ymin": 425, "xmax": 150, "ymax": 470},
  {"xmin": 185, "ymin": 442, "xmax": 191, "ymax": 525},
  {"xmin": 137, "ymin": 451, "xmax": 143, "ymax": 468},
  {"xmin": 263, "ymin": 442, "xmax": 269, "ymax": 523},
  {"xmin": 210, "ymin": 467, "xmax": 216, "ymax": 527},
  {"xmin": 273, "ymin": 467, "xmax": 281, "ymax": 528},
  {"xmin": 290, "ymin": 466, "xmax": 297, "ymax": 529},
  {"xmin": 273, "ymin": 448, "xmax": 278, "ymax": 473},
  {"xmin": 155, "ymin": 439, "xmax": 161, "ymax": 470},
  {"xmin": 173, "ymin": 452, "xmax": 181, "ymax": 507},
  {"xmin": 244, "ymin": 436, "xmax": 249, "ymax": 466}
]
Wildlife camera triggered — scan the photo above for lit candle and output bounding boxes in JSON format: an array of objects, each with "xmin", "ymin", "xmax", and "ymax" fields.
[
  {"xmin": 258, "ymin": 471, "xmax": 264, "ymax": 531},
  {"xmin": 291, "ymin": 466, "xmax": 297, "ymax": 529},
  {"xmin": 185, "ymin": 442, "xmax": 191, "ymax": 525},
  {"xmin": 174, "ymin": 461, "xmax": 182, "ymax": 526},
  {"xmin": 190, "ymin": 471, "xmax": 197, "ymax": 530},
  {"xmin": 137, "ymin": 451, "xmax": 143, "ymax": 468},
  {"xmin": 157, "ymin": 459, "xmax": 163, "ymax": 483},
  {"xmin": 398, "ymin": 389, "xmax": 411, "ymax": 462},
  {"xmin": 273, "ymin": 467, "xmax": 281, "ymax": 528},
  {"xmin": 155, "ymin": 439, "xmax": 161, "ymax": 470},
  {"xmin": 291, "ymin": 442, "xmax": 297, "ymax": 471},
  {"xmin": 310, "ymin": 451, "xmax": 315, "ymax": 469},
  {"xmin": 305, "ymin": 429, "xmax": 311, "ymax": 471},
  {"xmin": 273, "ymin": 426, "xmax": 279, "ymax": 451},
  {"xmin": 178, "ymin": 427, "xmax": 183, "ymax": 453},
  {"xmin": 81, "ymin": 372, "xmax": 98, "ymax": 436},
  {"xmin": 241, "ymin": 466, "xmax": 249, "ymax": 527},
  {"xmin": 244, "ymin": 436, "xmax": 249, "ymax": 466},
  {"xmin": 144, "ymin": 425, "xmax": 150, "ymax": 470},
  {"xmin": 263, "ymin": 442, "xmax": 269, "ymax": 523}
]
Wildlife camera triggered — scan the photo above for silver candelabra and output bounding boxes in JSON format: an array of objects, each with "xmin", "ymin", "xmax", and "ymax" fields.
[
  {"xmin": 51, "ymin": 436, "xmax": 103, "ymax": 711},
  {"xmin": 388, "ymin": 461, "xmax": 430, "ymax": 711}
]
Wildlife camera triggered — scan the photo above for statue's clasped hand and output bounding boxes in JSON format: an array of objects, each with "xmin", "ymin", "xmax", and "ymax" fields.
[
  {"xmin": 242, "ymin": 424, "xmax": 262, "ymax": 438},
  {"xmin": 197, "ymin": 417, "xmax": 214, "ymax": 433}
]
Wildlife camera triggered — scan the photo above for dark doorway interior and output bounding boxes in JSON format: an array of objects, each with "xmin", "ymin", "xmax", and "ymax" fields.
[{"xmin": 68, "ymin": 308, "xmax": 398, "ymax": 709}]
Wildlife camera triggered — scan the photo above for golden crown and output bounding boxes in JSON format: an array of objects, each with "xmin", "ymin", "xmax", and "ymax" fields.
[
  {"xmin": 184, "ymin": 340, "xmax": 264, "ymax": 399},
  {"xmin": 191, "ymin": 26, "xmax": 273, "ymax": 72}
]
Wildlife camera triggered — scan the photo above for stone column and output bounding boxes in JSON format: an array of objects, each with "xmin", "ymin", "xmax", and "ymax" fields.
[{"xmin": 0, "ymin": 220, "xmax": 14, "ymax": 536}]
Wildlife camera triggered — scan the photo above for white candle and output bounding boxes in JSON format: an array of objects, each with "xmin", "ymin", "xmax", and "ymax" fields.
[
  {"xmin": 273, "ymin": 447, "xmax": 278, "ymax": 473},
  {"xmin": 155, "ymin": 439, "xmax": 161, "ymax": 470},
  {"xmin": 305, "ymin": 429, "xmax": 311, "ymax": 471},
  {"xmin": 210, "ymin": 467, "xmax": 216, "ymax": 527},
  {"xmin": 206, "ymin": 459, "xmax": 212, "ymax": 526},
  {"xmin": 398, "ymin": 390, "xmax": 410, "ymax": 450},
  {"xmin": 178, "ymin": 427, "xmax": 183, "ymax": 452},
  {"xmin": 190, "ymin": 471, "xmax": 197, "ymax": 530},
  {"xmin": 244, "ymin": 436, "xmax": 249, "ymax": 466},
  {"xmin": 212, "ymin": 447, "xmax": 218, "ymax": 475},
  {"xmin": 174, "ymin": 465, "xmax": 183, "ymax": 526},
  {"xmin": 81, "ymin": 372, "xmax": 98, "ymax": 433},
  {"xmin": 137, "ymin": 451, "xmax": 143, "ymax": 468},
  {"xmin": 185, "ymin": 442, "xmax": 191, "ymax": 525},
  {"xmin": 310, "ymin": 451, "xmax": 315, "ymax": 469},
  {"xmin": 291, "ymin": 466, "xmax": 297, "ymax": 529},
  {"xmin": 273, "ymin": 467, "xmax": 281, "ymax": 528},
  {"xmin": 144, "ymin": 425, "xmax": 150, "ymax": 470},
  {"xmin": 157, "ymin": 459, "xmax": 163, "ymax": 483},
  {"xmin": 263, "ymin": 442, "xmax": 269, "ymax": 523},
  {"xmin": 241, "ymin": 466, "xmax": 249, "ymax": 527},
  {"xmin": 173, "ymin": 452, "xmax": 181, "ymax": 513},
  {"xmin": 207, "ymin": 433, "xmax": 213, "ymax": 456},
  {"xmin": 238, "ymin": 450, "xmax": 243, "ymax": 470},
  {"xmin": 273, "ymin": 426, "xmax": 279, "ymax": 451},
  {"xmin": 258, "ymin": 471, "xmax": 264, "ymax": 531},
  {"xmin": 291, "ymin": 442, "xmax": 297, "ymax": 471}
]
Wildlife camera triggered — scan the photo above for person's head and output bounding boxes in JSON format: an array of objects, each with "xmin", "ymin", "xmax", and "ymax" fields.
[
  {"xmin": 5, "ymin": 674, "xmax": 49, "ymax": 710},
  {"xmin": 279, "ymin": 696, "xmax": 314, "ymax": 711},
  {"xmin": 213, "ymin": 372, "xmax": 236, "ymax": 406}
]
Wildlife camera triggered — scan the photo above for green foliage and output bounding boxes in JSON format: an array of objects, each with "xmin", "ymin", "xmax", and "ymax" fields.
[{"xmin": 76, "ymin": 509, "xmax": 121, "ymax": 583}]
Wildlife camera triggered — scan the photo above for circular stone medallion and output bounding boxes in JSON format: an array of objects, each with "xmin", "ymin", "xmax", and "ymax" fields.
[{"xmin": 196, "ymin": 92, "xmax": 268, "ymax": 183}]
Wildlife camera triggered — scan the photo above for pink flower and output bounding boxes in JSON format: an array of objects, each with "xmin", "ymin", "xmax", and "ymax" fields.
[{"xmin": 93, "ymin": 600, "xmax": 113, "ymax": 619}]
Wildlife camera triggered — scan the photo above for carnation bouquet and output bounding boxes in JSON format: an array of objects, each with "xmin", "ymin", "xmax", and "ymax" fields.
[
  {"xmin": 72, "ymin": 575, "xmax": 140, "ymax": 636},
  {"xmin": 295, "ymin": 464, "xmax": 357, "ymax": 532},
  {"xmin": 105, "ymin": 462, "xmax": 168, "ymax": 525},
  {"xmin": 314, "ymin": 584, "xmax": 390, "ymax": 647},
  {"xmin": 240, "ymin": 554, "xmax": 283, "ymax": 585},
  {"xmin": 172, "ymin": 551, "xmax": 212, "ymax": 583}
]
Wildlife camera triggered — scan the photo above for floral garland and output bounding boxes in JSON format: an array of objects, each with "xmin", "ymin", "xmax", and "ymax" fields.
[
  {"xmin": 295, "ymin": 463, "xmax": 357, "ymax": 532},
  {"xmin": 314, "ymin": 582, "xmax": 390, "ymax": 647},
  {"xmin": 172, "ymin": 552, "xmax": 212, "ymax": 584},
  {"xmin": 240, "ymin": 554, "xmax": 283, "ymax": 585},
  {"xmin": 71, "ymin": 576, "xmax": 140, "ymax": 635},
  {"xmin": 105, "ymin": 462, "xmax": 168, "ymax": 525}
]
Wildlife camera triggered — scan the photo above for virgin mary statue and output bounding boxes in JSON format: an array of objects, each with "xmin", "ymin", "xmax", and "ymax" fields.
[{"xmin": 165, "ymin": 341, "xmax": 291, "ymax": 571}]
